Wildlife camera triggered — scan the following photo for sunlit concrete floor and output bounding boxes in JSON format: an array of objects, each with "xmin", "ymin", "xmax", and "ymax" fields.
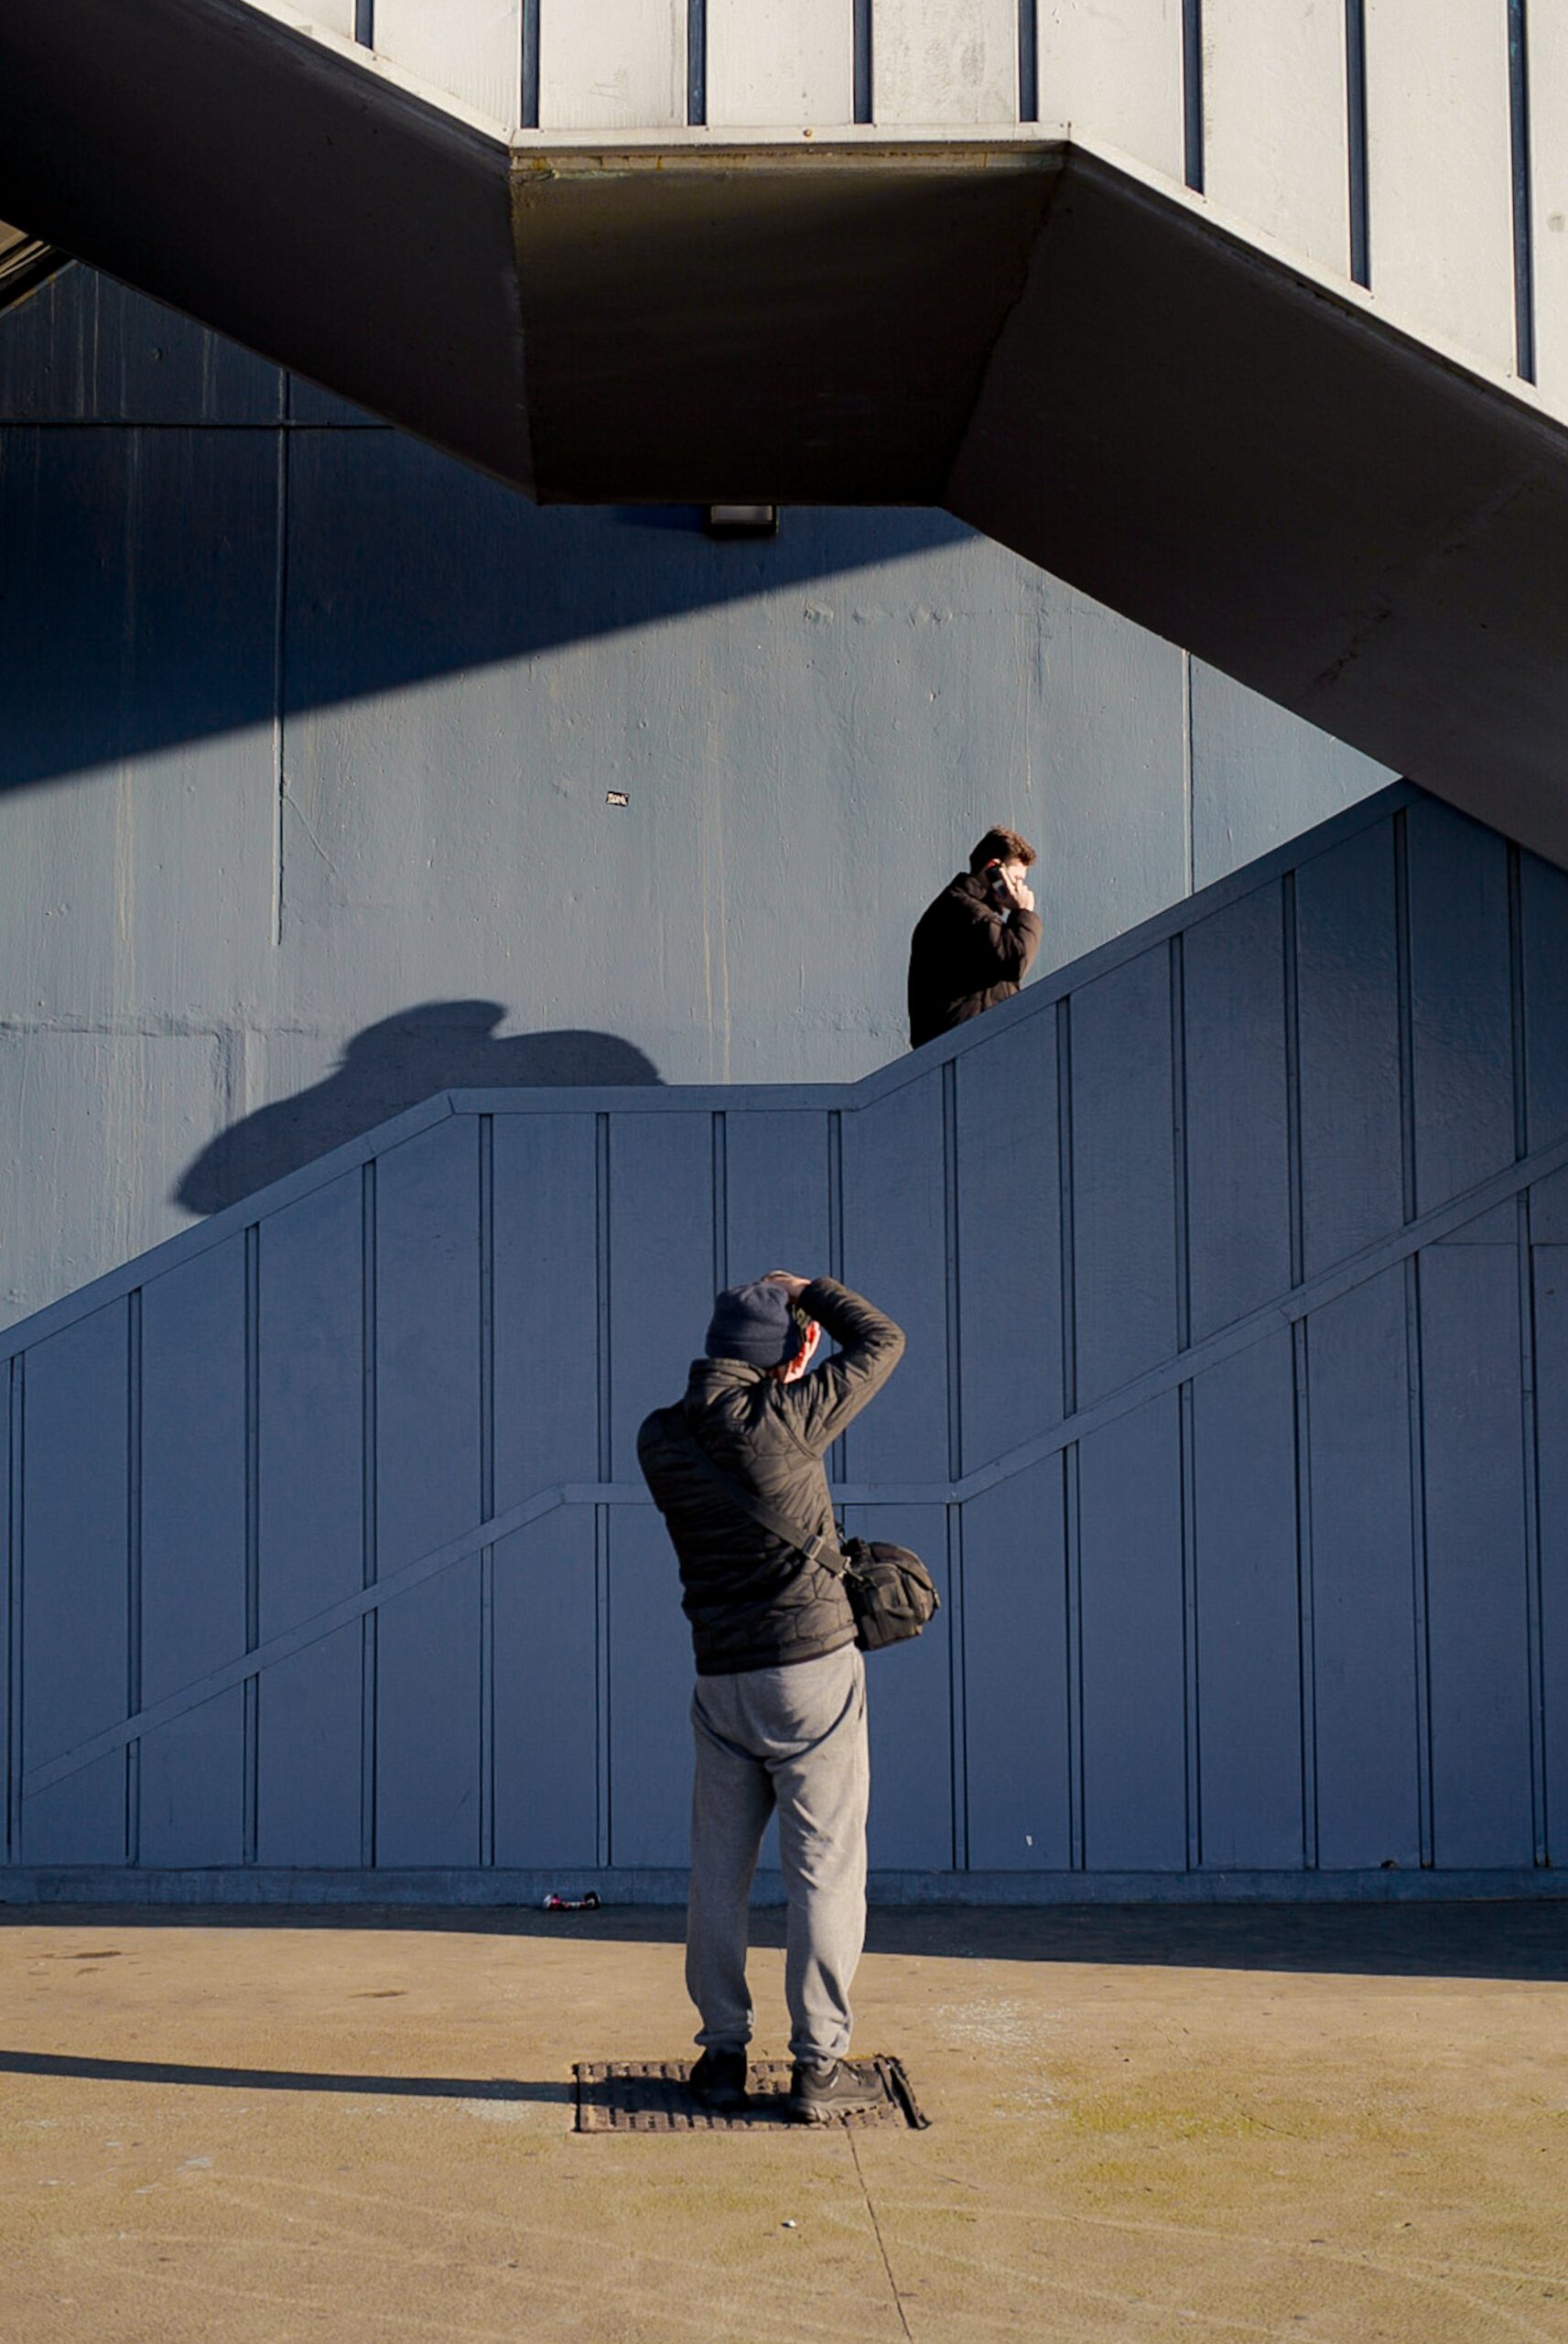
[{"xmin": 2, "ymin": 1900, "xmax": 1566, "ymax": 2343}]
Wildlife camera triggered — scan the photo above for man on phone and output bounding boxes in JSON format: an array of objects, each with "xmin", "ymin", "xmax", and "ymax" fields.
[
  {"xmin": 637, "ymin": 1269, "xmax": 904, "ymax": 2123},
  {"xmin": 907, "ymin": 824, "xmax": 1042, "ymax": 1048}
]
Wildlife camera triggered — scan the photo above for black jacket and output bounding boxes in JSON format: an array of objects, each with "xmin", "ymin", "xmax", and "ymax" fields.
[
  {"xmin": 907, "ymin": 870, "xmax": 1043, "ymax": 1048},
  {"xmin": 637, "ymin": 1278, "xmax": 905, "ymax": 1675}
]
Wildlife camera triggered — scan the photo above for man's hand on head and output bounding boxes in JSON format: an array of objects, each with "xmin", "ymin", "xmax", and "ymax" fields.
[
  {"xmin": 989, "ymin": 861, "xmax": 1035, "ymax": 916},
  {"xmin": 762, "ymin": 1270, "xmax": 813, "ymax": 1301}
]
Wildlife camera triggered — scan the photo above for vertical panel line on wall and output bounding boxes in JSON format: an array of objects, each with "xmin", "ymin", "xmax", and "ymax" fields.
[
  {"xmin": 1509, "ymin": 844, "xmax": 1529, "ymax": 1163},
  {"xmin": 947, "ymin": 1505, "xmax": 968, "ymax": 1871},
  {"xmin": 1064, "ymin": 1442, "xmax": 1085, "ymax": 1869},
  {"xmin": 479, "ymin": 1115, "xmax": 496, "ymax": 1869},
  {"xmin": 1404, "ymin": 1253, "xmax": 1434, "ymax": 1867},
  {"xmin": 1292, "ymin": 1319, "xmax": 1320, "ymax": 1868},
  {"xmin": 1518, "ymin": 1186, "xmax": 1549, "ymax": 1863},
  {"xmin": 595, "ymin": 1504, "xmax": 611, "ymax": 1868},
  {"xmin": 827, "ymin": 1111, "xmax": 847, "ymax": 1487},
  {"xmin": 360, "ymin": 1159, "xmax": 379, "ymax": 1870},
  {"xmin": 1508, "ymin": 0, "xmax": 1537, "ymax": 382},
  {"xmin": 594, "ymin": 1117, "xmax": 611, "ymax": 1869},
  {"xmin": 1173, "ymin": 928, "xmax": 1199, "ymax": 1865},
  {"xmin": 711, "ymin": 1114, "xmax": 729, "ymax": 1296},
  {"xmin": 520, "ymin": 0, "xmax": 540, "ymax": 130},
  {"xmin": 1283, "ymin": 875, "xmax": 1305, "ymax": 1289},
  {"xmin": 1171, "ymin": 935, "xmax": 1192, "ymax": 1352},
  {"xmin": 942, "ymin": 1062, "xmax": 962, "ymax": 1482},
  {"xmin": 1056, "ymin": 1000, "xmax": 1077, "ymax": 1417},
  {"xmin": 595, "ymin": 1116, "xmax": 612, "ymax": 1482},
  {"xmin": 1345, "ymin": 0, "xmax": 1370, "ymax": 288},
  {"xmin": 687, "ymin": 0, "xmax": 707, "ymax": 126},
  {"xmin": 125, "ymin": 1290, "xmax": 143, "ymax": 1866},
  {"xmin": 1017, "ymin": 0, "xmax": 1038, "ymax": 123},
  {"xmin": 353, "ymin": 1, "xmax": 373, "ymax": 46},
  {"xmin": 942, "ymin": 1063, "xmax": 968, "ymax": 1870},
  {"xmin": 1181, "ymin": 657, "xmax": 1195, "ymax": 896},
  {"xmin": 1179, "ymin": 1381, "xmax": 1201, "ymax": 1868},
  {"xmin": 1393, "ymin": 811, "xmax": 1418, "ymax": 1221},
  {"xmin": 243, "ymin": 1224, "xmax": 261, "ymax": 1866},
  {"xmin": 1182, "ymin": 0, "xmax": 1204, "ymax": 192},
  {"xmin": 853, "ymin": 0, "xmax": 873, "ymax": 125},
  {"xmin": 270, "ymin": 418, "xmax": 290, "ymax": 949},
  {"xmin": 1340, "ymin": 0, "xmax": 1359, "ymax": 288},
  {"xmin": 5, "ymin": 1359, "xmax": 21, "ymax": 1864}
]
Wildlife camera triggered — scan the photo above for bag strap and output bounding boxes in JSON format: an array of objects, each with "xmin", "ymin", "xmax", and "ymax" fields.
[{"xmin": 675, "ymin": 1417, "xmax": 847, "ymax": 1579}]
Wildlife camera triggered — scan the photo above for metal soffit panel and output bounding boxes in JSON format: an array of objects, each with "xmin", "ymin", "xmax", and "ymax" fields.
[{"xmin": 508, "ymin": 146, "xmax": 1060, "ymax": 505}]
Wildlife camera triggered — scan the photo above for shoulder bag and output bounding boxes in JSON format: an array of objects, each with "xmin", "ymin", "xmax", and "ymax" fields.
[{"xmin": 676, "ymin": 1423, "xmax": 940, "ymax": 1654}]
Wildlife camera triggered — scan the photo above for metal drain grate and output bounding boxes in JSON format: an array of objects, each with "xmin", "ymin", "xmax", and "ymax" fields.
[{"xmin": 573, "ymin": 2056, "xmax": 929, "ymax": 2132}]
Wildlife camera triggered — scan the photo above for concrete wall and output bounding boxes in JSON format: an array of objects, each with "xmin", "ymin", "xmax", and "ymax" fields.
[
  {"xmin": 7, "ymin": 785, "xmax": 1568, "ymax": 1899},
  {"xmin": 0, "ymin": 266, "xmax": 1390, "ymax": 1327}
]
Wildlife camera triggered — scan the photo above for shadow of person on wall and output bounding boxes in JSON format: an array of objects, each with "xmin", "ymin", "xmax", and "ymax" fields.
[{"xmin": 176, "ymin": 1001, "xmax": 661, "ymax": 1218}]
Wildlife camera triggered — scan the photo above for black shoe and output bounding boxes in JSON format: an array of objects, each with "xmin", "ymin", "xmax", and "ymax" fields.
[
  {"xmin": 785, "ymin": 2058, "xmax": 882, "ymax": 2124},
  {"xmin": 689, "ymin": 2047, "xmax": 750, "ymax": 2115}
]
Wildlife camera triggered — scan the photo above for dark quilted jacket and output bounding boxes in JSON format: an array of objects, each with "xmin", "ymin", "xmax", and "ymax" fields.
[
  {"xmin": 637, "ymin": 1278, "xmax": 905, "ymax": 1676},
  {"xmin": 907, "ymin": 868, "xmax": 1043, "ymax": 1048}
]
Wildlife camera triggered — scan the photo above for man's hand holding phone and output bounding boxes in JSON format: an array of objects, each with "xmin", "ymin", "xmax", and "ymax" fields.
[{"xmin": 989, "ymin": 862, "xmax": 1035, "ymax": 916}]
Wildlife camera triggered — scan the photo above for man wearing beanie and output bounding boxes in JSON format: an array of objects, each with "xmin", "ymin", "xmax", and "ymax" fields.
[{"xmin": 637, "ymin": 1270, "xmax": 905, "ymax": 2123}]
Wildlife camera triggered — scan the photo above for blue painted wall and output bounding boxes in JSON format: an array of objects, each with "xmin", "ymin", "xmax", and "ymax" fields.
[
  {"xmin": 5, "ymin": 787, "xmax": 1568, "ymax": 1896},
  {"xmin": 0, "ymin": 266, "xmax": 1393, "ymax": 1329}
]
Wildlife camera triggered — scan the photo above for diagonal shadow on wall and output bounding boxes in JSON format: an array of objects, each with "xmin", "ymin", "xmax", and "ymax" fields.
[
  {"xmin": 0, "ymin": 268, "xmax": 976, "ymax": 797},
  {"xmin": 175, "ymin": 1000, "xmax": 660, "ymax": 1216}
]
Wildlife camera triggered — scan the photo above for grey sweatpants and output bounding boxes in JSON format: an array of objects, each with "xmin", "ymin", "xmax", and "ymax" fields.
[{"xmin": 687, "ymin": 1643, "xmax": 869, "ymax": 2068}]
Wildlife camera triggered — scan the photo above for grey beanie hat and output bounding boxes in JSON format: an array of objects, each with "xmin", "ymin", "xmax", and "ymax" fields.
[{"xmin": 704, "ymin": 1279, "xmax": 804, "ymax": 1368}]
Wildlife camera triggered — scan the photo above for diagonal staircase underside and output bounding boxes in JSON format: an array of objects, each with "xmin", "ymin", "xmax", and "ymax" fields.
[{"xmin": 4, "ymin": 0, "xmax": 1568, "ymax": 864}]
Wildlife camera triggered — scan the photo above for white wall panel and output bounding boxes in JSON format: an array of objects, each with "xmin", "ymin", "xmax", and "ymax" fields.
[
  {"xmin": 708, "ymin": 0, "xmax": 852, "ymax": 126},
  {"xmin": 374, "ymin": 0, "xmax": 522, "ymax": 123},
  {"xmin": 1202, "ymin": 0, "xmax": 1350, "ymax": 275},
  {"xmin": 1037, "ymin": 0, "xmax": 1184, "ymax": 176},
  {"xmin": 1532, "ymin": 0, "xmax": 1568, "ymax": 405},
  {"xmin": 301, "ymin": 0, "xmax": 355, "ymax": 35},
  {"xmin": 874, "ymin": 0, "xmax": 1016, "ymax": 125},
  {"xmin": 1364, "ymin": 0, "xmax": 1516, "ymax": 372},
  {"xmin": 540, "ymin": 0, "xmax": 687, "ymax": 130}
]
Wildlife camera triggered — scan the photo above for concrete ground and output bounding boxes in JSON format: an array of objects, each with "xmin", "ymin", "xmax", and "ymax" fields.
[{"xmin": 2, "ymin": 1901, "xmax": 1566, "ymax": 2343}]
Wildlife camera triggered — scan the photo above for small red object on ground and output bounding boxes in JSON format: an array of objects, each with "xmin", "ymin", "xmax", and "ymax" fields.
[{"xmin": 543, "ymin": 1891, "xmax": 602, "ymax": 1912}]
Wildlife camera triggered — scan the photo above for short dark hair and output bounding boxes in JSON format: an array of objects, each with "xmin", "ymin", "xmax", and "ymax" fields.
[{"xmin": 968, "ymin": 826, "xmax": 1037, "ymax": 874}]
